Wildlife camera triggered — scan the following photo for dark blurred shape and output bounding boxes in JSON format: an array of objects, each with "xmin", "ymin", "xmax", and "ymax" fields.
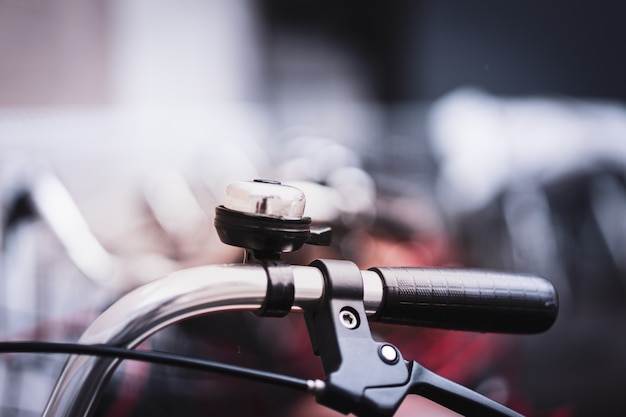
[
  {"xmin": 259, "ymin": 0, "xmax": 626, "ymax": 103},
  {"xmin": 258, "ymin": 0, "xmax": 413, "ymax": 102},
  {"xmin": 403, "ymin": 0, "xmax": 626, "ymax": 101}
]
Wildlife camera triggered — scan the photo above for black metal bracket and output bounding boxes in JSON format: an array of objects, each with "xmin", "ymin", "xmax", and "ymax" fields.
[
  {"xmin": 304, "ymin": 259, "xmax": 525, "ymax": 417},
  {"xmin": 304, "ymin": 259, "xmax": 410, "ymax": 417},
  {"xmin": 255, "ymin": 258, "xmax": 295, "ymax": 318}
]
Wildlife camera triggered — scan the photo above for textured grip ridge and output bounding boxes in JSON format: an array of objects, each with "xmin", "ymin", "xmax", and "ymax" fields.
[{"xmin": 369, "ymin": 267, "xmax": 558, "ymax": 334}]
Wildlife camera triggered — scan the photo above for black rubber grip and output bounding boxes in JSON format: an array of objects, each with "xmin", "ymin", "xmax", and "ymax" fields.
[{"xmin": 369, "ymin": 267, "xmax": 558, "ymax": 334}]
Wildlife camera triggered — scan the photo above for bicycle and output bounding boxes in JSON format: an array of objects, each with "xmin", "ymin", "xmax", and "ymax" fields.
[{"xmin": 0, "ymin": 179, "xmax": 558, "ymax": 417}]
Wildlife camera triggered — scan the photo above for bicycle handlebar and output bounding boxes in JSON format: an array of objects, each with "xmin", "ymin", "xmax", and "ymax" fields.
[{"xmin": 43, "ymin": 262, "xmax": 558, "ymax": 417}]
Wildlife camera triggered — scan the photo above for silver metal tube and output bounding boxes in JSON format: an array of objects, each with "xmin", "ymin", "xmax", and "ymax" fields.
[
  {"xmin": 292, "ymin": 265, "xmax": 325, "ymax": 308},
  {"xmin": 361, "ymin": 270, "xmax": 384, "ymax": 314},
  {"xmin": 42, "ymin": 263, "xmax": 382, "ymax": 417},
  {"xmin": 42, "ymin": 264, "xmax": 269, "ymax": 417}
]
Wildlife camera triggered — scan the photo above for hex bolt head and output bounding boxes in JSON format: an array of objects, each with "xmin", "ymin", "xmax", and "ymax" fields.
[{"xmin": 339, "ymin": 308, "xmax": 359, "ymax": 329}]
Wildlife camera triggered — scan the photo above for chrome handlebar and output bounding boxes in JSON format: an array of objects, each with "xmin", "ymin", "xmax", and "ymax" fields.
[{"xmin": 42, "ymin": 263, "xmax": 385, "ymax": 417}]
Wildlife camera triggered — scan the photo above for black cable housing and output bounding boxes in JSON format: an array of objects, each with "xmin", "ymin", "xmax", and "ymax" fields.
[{"xmin": 0, "ymin": 341, "xmax": 310, "ymax": 392}]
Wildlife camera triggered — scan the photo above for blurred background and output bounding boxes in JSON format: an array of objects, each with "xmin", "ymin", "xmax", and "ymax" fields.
[{"xmin": 1, "ymin": 1, "xmax": 625, "ymax": 416}]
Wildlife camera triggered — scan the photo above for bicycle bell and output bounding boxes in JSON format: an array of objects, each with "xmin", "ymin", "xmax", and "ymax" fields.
[{"xmin": 214, "ymin": 179, "xmax": 331, "ymax": 257}]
